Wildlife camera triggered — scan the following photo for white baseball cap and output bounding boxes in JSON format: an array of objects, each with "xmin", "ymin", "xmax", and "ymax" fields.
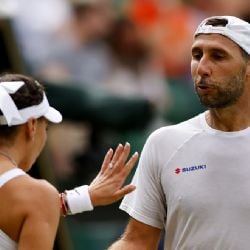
[
  {"xmin": 0, "ymin": 81, "xmax": 62, "ymax": 126},
  {"xmin": 195, "ymin": 16, "xmax": 250, "ymax": 54}
]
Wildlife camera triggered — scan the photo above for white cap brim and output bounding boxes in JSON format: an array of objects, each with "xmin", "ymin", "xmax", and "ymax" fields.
[{"xmin": 44, "ymin": 107, "xmax": 63, "ymax": 124}]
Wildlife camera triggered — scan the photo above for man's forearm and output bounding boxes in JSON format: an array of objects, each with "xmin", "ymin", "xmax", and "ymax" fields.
[{"xmin": 108, "ymin": 218, "xmax": 161, "ymax": 250}]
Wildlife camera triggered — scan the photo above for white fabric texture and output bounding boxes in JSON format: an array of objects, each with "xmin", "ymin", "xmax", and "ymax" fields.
[
  {"xmin": 0, "ymin": 80, "xmax": 62, "ymax": 126},
  {"xmin": 0, "ymin": 168, "xmax": 26, "ymax": 188},
  {"xmin": 0, "ymin": 231, "xmax": 17, "ymax": 250},
  {"xmin": 0, "ymin": 168, "xmax": 26, "ymax": 250},
  {"xmin": 0, "ymin": 81, "xmax": 24, "ymax": 125},
  {"xmin": 65, "ymin": 185, "xmax": 93, "ymax": 214},
  {"xmin": 120, "ymin": 112, "xmax": 250, "ymax": 249},
  {"xmin": 195, "ymin": 16, "xmax": 250, "ymax": 54},
  {"xmin": 0, "ymin": 92, "xmax": 62, "ymax": 126}
]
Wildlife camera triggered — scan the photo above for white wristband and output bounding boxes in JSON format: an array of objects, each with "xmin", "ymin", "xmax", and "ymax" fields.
[{"xmin": 65, "ymin": 185, "xmax": 94, "ymax": 214}]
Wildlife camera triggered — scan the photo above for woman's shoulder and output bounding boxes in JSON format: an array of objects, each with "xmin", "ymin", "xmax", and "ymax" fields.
[
  {"xmin": 1, "ymin": 174, "xmax": 59, "ymax": 211},
  {"xmin": 0, "ymin": 174, "xmax": 60, "ymax": 242}
]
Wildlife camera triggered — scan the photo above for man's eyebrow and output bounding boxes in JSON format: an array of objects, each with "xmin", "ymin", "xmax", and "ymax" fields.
[
  {"xmin": 210, "ymin": 48, "xmax": 227, "ymax": 53},
  {"xmin": 191, "ymin": 47, "xmax": 201, "ymax": 53},
  {"xmin": 191, "ymin": 46, "xmax": 228, "ymax": 53}
]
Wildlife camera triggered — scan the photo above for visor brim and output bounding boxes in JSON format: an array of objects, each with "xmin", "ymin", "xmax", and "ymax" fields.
[{"xmin": 44, "ymin": 107, "xmax": 62, "ymax": 123}]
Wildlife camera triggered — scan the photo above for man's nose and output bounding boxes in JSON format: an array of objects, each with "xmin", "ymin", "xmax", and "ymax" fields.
[{"xmin": 197, "ymin": 56, "xmax": 212, "ymax": 77}]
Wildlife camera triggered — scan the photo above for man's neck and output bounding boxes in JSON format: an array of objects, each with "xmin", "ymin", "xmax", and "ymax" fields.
[{"xmin": 206, "ymin": 107, "xmax": 250, "ymax": 131}]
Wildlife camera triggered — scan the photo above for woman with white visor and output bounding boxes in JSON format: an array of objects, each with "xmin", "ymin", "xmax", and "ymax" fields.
[{"xmin": 0, "ymin": 73, "xmax": 138, "ymax": 250}]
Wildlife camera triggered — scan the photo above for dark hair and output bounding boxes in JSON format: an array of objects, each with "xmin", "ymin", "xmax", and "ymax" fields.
[
  {"xmin": 240, "ymin": 48, "xmax": 250, "ymax": 61},
  {"xmin": 205, "ymin": 18, "xmax": 228, "ymax": 27},
  {"xmin": 0, "ymin": 73, "xmax": 44, "ymax": 143}
]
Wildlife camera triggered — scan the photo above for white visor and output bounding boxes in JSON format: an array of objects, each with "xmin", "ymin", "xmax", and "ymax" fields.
[
  {"xmin": 0, "ymin": 81, "xmax": 62, "ymax": 126},
  {"xmin": 44, "ymin": 106, "xmax": 63, "ymax": 124}
]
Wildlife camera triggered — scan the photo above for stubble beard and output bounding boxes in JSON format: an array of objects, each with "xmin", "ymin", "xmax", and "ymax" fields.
[{"xmin": 195, "ymin": 68, "xmax": 246, "ymax": 109}]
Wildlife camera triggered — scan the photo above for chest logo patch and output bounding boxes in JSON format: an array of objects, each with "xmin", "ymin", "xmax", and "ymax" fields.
[{"xmin": 175, "ymin": 165, "xmax": 207, "ymax": 174}]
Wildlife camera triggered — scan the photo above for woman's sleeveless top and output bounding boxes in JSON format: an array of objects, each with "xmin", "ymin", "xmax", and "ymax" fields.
[{"xmin": 0, "ymin": 168, "xmax": 26, "ymax": 250}]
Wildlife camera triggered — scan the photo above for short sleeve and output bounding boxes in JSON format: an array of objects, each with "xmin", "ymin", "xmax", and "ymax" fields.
[{"xmin": 120, "ymin": 133, "xmax": 166, "ymax": 229}]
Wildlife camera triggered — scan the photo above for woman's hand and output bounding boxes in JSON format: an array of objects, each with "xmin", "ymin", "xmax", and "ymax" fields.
[{"xmin": 88, "ymin": 143, "xmax": 138, "ymax": 207}]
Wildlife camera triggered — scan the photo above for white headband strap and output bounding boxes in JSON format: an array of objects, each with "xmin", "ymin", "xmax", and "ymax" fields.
[
  {"xmin": 0, "ymin": 81, "xmax": 25, "ymax": 125},
  {"xmin": 0, "ymin": 93, "xmax": 50, "ymax": 126}
]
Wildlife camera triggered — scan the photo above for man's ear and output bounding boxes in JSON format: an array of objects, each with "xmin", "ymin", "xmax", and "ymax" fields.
[{"xmin": 26, "ymin": 118, "xmax": 38, "ymax": 141}]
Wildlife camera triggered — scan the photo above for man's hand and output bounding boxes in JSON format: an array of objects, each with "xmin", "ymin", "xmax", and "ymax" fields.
[{"xmin": 88, "ymin": 143, "xmax": 138, "ymax": 207}]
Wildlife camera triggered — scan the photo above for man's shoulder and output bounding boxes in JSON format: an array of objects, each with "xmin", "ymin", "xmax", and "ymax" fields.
[
  {"xmin": 140, "ymin": 113, "xmax": 205, "ymax": 162},
  {"xmin": 149, "ymin": 113, "xmax": 203, "ymax": 142}
]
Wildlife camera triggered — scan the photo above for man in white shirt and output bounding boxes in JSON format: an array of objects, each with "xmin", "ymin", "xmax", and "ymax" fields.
[{"xmin": 108, "ymin": 15, "xmax": 250, "ymax": 250}]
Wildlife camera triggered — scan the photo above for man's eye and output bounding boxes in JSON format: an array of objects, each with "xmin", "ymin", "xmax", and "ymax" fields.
[
  {"xmin": 212, "ymin": 53, "xmax": 225, "ymax": 60},
  {"xmin": 192, "ymin": 53, "xmax": 202, "ymax": 60}
]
